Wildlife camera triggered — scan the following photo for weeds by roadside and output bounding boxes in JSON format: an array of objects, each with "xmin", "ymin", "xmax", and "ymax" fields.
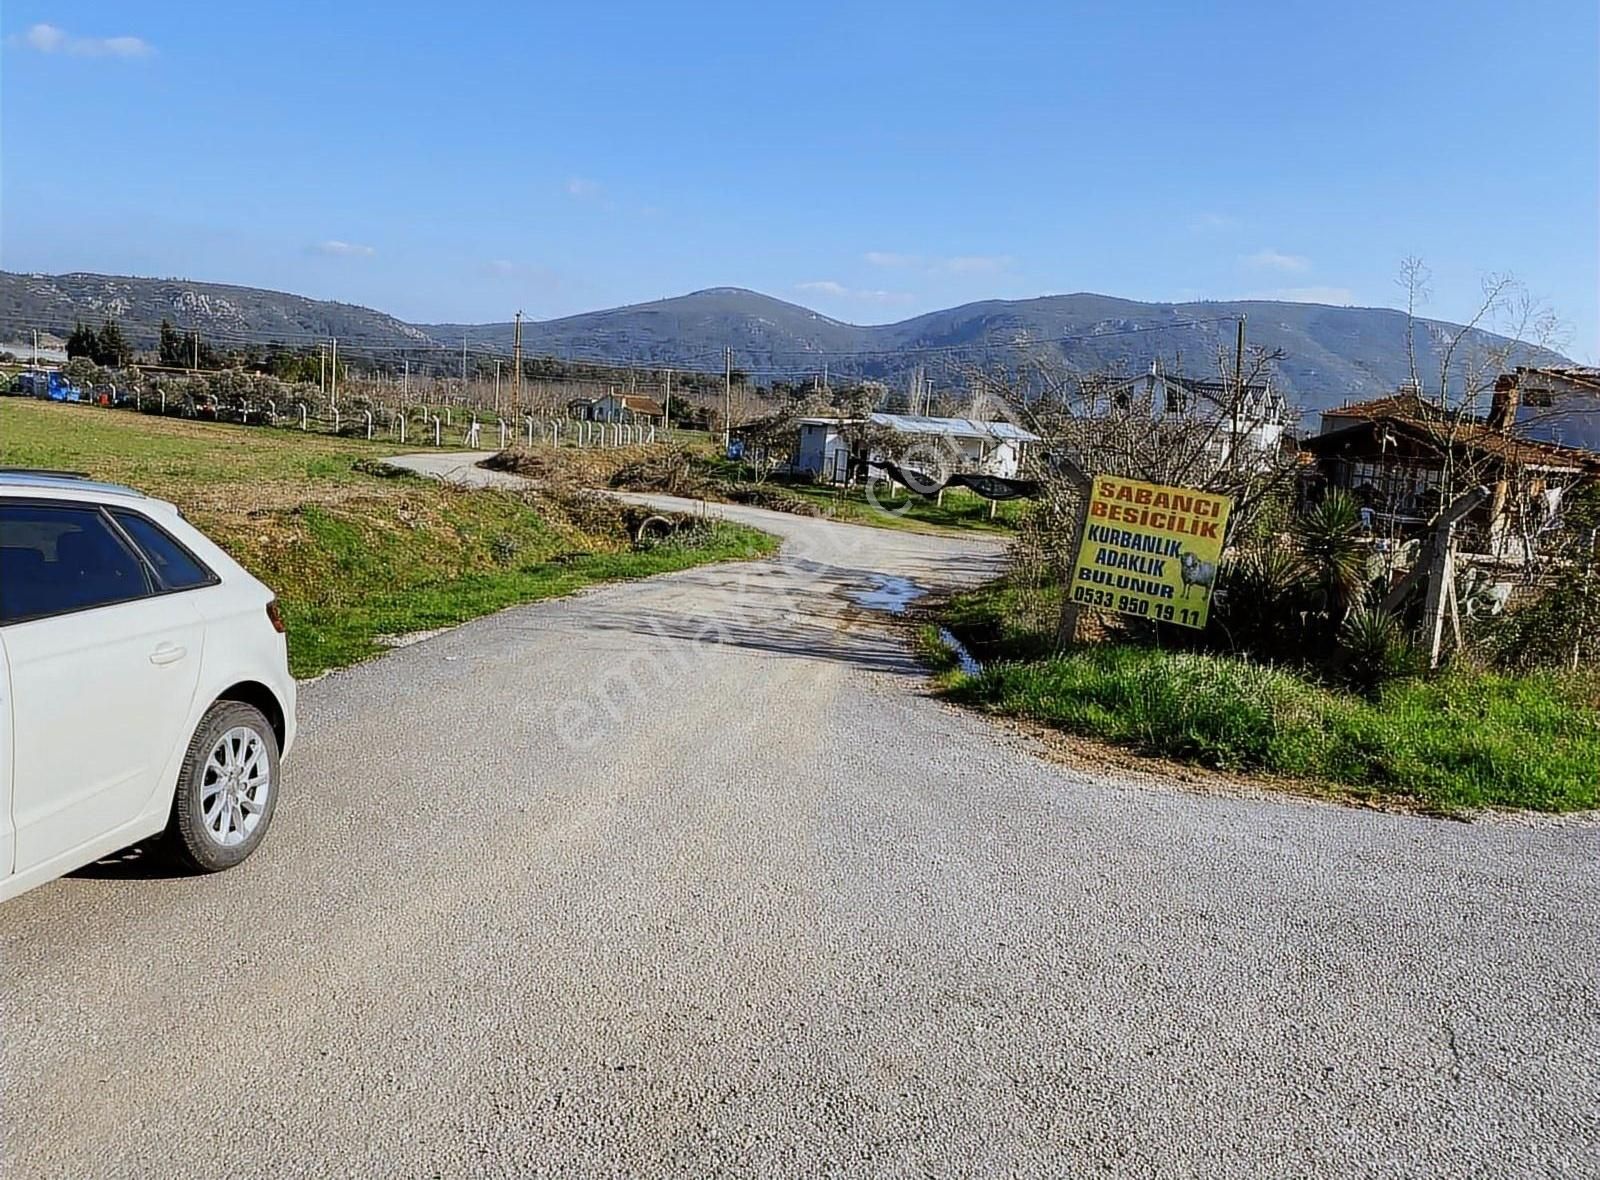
[{"xmin": 922, "ymin": 571, "xmax": 1600, "ymax": 813}]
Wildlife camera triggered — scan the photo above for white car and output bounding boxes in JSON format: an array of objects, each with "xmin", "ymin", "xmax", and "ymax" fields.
[{"xmin": 0, "ymin": 470, "xmax": 296, "ymax": 901}]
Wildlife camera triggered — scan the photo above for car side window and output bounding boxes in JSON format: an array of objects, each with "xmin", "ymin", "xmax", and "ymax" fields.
[
  {"xmin": 112, "ymin": 510, "xmax": 216, "ymax": 591},
  {"xmin": 0, "ymin": 502, "xmax": 154, "ymax": 625}
]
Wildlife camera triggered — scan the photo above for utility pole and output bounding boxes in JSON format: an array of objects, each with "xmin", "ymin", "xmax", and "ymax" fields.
[
  {"xmin": 191, "ymin": 330, "xmax": 199, "ymax": 372},
  {"xmin": 512, "ymin": 310, "xmax": 523, "ymax": 418},
  {"xmin": 32, "ymin": 329, "xmax": 39, "ymax": 368},
  {"xmin": 494, "ymin": 360, "xmax": 502, "ymax": 414},
  {"xmin": 402, "ymin": 359, "xmax": 409, "ymax": 400},
  {"xmin": 663, "ymin": 368, "xmax": 672, "ymax": 427},
  {"xmin": 1231, "ymin": 315, "xmax": 1246, "ymax": 460},
  {"xmin": 330, "ymin": 337, "xmax": 339, "ymax": 409},
  {"xmin": 461, "ymin": 334, "xmax": 468, "ymax": 399},
  {"xmin": 319, "ymin": 345, "xmax": 326, "ymax": 397},
  {"xmin": 723, "ymin": 347, "xmax": 733, "ymax": 452}
]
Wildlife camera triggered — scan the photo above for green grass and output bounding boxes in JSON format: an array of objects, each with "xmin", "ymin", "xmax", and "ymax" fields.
[
  {"xmin": 926, "ymin": 573, "xmax": 1600, "ymax": 812},
  {"xmin": 279, "ymin": 513, "xmax": 773, "ymax": 674},
  {"xmin": 775, "ymin": 480, "xmax": 1026, "ymax": 535},
  {"xmin": 1, "ymin": 399, "xmax": 776, "ymax": 677},
  {"xmin": 938, "ymin": 575, "xmax": 1063, "ymax": 663},
  {"xmin": 941, "ymin": 644, "xmax": 1600, "ymax": 813}
]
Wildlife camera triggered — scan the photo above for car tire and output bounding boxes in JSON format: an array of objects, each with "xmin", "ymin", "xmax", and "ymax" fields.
[{"xmin": 164, "ymin": 700, "xmax": 281, "ymax": 873}]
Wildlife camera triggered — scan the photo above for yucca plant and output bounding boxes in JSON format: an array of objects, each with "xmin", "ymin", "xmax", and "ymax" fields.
[
  {"xmin": 1215, "ymin": 543, "xmax": 1313, "ymax": 661},
  {"xmin": 1338, "ymin": 605, "xmax": 1416, "ymax": 695},
  {"xmin": 1294, "ymin": 491, "xmax": 1367, "ymax": 624}
]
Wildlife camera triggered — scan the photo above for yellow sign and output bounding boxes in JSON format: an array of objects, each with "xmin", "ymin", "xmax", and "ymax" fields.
[{"xmin": 1069, "ymin": 475, "xmax": 1233, "ymax": 629}]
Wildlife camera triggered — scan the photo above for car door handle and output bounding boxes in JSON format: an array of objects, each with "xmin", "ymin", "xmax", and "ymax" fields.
[{"xmin": 149, "ymin": 643, "xmax": 188, "ymax": 666}]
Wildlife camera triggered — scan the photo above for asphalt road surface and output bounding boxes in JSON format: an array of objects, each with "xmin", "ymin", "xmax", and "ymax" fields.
[{"xmin": 2, "ymin": 457, "xmax": 1596, "ymax": 1178}]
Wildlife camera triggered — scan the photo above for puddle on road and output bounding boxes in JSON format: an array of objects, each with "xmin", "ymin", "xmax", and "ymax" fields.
[
  {"xmin": 935, "ymin": 626, "xmax": 984, "ymax": 675},
  {"xmin": 851, "ymin": 575, "xmax": 926, "ymax": 615}
]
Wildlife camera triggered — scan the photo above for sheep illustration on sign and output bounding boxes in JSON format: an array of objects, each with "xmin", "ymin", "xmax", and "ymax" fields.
[{"xmin": 1069, "ymin": 474, "xmax": 1233, "ymax": 629}]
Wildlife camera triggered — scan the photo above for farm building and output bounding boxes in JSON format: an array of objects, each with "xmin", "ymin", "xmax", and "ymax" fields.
[{"xmin": 794, "ymin": 414, "xmax": 1040, "ymax": 484}]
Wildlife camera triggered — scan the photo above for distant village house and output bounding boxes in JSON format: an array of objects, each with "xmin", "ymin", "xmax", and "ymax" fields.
[
  {"xmin": 794, "ymin": 413, "xmax": 1040, "ymax": 484},
  {"xmin": 569, "ymin": 391, "xmax": 666, "ymax": 425}
]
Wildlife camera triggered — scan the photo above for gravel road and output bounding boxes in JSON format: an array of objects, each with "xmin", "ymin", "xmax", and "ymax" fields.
[{"xmin": 2, "ymin": 454, "xmax": 1595, "ymax": 1178}]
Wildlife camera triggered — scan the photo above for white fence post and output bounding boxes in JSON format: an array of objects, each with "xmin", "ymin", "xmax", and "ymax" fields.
[
  {"xmin": 398, "ymin": 413, "xmax": 407, "ymax": 444},
  {"xmin": 266, "ymin": 399, "xmax": 276, "ymax": 425},
  {"xmin": 432, "ymin": 415, "xmax": 442, "ymax": 446},
  {"xmin": 498, "ymin": 418, "xmax": 508, "ymax": 449},
  {"xmin": 332, "ymin": 407, "xmax": 341, "ymax": 434},
  {"xmin": 364, "ymin": 409, "xmax": 374, "ymax": 440},
  {"xmin": 300, "ymin": 404, "xmax": 308, "ymax": 431}
]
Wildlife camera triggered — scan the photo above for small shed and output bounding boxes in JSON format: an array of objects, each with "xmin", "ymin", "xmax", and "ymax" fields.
[{"xmin": 793, "ymin": 414, "xmax": 1040, "ymax": 483}]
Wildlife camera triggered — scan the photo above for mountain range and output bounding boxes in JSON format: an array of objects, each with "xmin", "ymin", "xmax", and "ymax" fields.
[{"xmin": 0, "ymin": 271, "xmax": 1569, "ymax": 416}]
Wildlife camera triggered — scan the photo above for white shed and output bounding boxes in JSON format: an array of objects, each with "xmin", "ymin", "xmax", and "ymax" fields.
[{"xmin": 792, "ymin": 414, "xmax": 1039, "ymax": 483}]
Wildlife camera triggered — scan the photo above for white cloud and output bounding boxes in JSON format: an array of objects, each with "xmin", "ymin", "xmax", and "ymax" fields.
[
  {"xmin": 488, "ymin": 259, "xmax": 516, "ymax": 275},
  {"xmin": 1190, "ymin": 212, "xmax": 1237, "ymax": 233},
  {"xmin": 796, "ymin": 281, "xmax": 913, "ymax": 306},
  {"xmin": 1243, "ymin": 248, "xmax": 1310, "ymax": 273},
  {"xmin": 313, "ymin": 240, "xmax": 376, "ymax": 258},
  {"xmin": 1251, "ymin": 286, "xmax": 1355, "ymax": 306},
  {"xmin": 564, "ymin": 177, "xmax": 602, "ymax": 199},
  {"xmin": 10, "ymin": 23, "xmax": 152, "ymax": 57}
]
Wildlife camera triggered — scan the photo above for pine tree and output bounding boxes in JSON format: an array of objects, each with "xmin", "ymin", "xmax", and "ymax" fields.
[
  {"xmin": 158, "ymin": 319, "xmax": 187, "ymax": 367},
  {"xmin": 95, "ymin": 319, "xmax": 129, "ymax": 367},
  {"xmin": 66, "ymin": 322, "xmax": 98, "ymax": 360}
]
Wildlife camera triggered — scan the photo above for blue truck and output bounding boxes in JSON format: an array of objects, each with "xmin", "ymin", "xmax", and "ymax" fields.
[{"xmin": 13, "ymin": 371, "xmax": 84, "ymax": 402}]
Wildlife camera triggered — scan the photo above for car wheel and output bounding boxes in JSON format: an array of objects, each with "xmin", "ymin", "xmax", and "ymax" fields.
[{"xmin": 164, "ymin": 700, "xmax": 281, "ymax": 872}]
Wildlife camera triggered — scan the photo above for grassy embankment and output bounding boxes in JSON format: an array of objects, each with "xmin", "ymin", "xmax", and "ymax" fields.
[
  {"xmin": 919, "ymin": 576, "xmax": 1600, "ymax": 813},
  {"xmin": 0, "ymin": 401, "xmax": 776, "ymax": 677}
]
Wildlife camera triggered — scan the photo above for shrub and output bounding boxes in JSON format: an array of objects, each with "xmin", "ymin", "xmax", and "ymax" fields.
[
  {"xmin": 1293, "ymin": 491, "xmax": 1366, "ymax": 623},
  {"xmin": 1337, "ymin": 605, "xmax": 1418, "ymax": 695}
]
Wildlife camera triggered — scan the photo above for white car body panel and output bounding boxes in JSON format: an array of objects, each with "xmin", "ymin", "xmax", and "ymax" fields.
[
  {"xmin": 0, "ymin": 480, "xmax": 296, "ymax": 902},
  {"xmin": 6, "ymin": 593, "xmax": 205, "ymax": 873}
]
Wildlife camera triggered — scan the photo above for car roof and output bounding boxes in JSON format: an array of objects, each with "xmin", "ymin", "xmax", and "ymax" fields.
[{"xmin": 0, "ymin": 469, "xmax": 148, "ymax": 500}]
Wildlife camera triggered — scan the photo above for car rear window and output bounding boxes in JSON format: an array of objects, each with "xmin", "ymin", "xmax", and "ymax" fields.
[
  {"xmin": 0, "ymin": 503, "xmax": 154, "ymax": 624},
  {"xmin": 112, "ymin": 510, "xmax": 216, "ymax": 591}
]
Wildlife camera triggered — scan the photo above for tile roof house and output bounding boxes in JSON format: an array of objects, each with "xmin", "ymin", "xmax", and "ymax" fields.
[
  {"xmin": 1300, "ymin": 385, "xmax": 1600, "ymax": 550},
  {"xmin": 582, "ymin": 392, "xmax": 666, "ymax": 423}
]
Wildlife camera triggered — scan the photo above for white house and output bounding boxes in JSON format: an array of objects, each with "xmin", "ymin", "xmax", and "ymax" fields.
[
  {"xmin": 581, "ymin": 392, "xmax": 666, "ymax": 424},
  {"xmin": 794, "ymin": 413, "xmax": 1040, "ymax": 483},
  {"xmin": 1078, "ymin": 363, "xmax": 1288, "ymax": 469},
  {"xmin": 1505, "ymin": 366, "xmax": 1600, "ymax": 452}
]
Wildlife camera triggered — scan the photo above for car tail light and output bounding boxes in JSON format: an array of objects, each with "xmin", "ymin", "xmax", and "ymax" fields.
[{"xmin": 265, "ymin": 598, "xmax": 286, "ymax": 633}]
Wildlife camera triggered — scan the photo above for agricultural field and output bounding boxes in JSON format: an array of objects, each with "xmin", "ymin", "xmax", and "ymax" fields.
[{"xmin": 0, "ymin": 401, "xmax": 774, "ymax": 677}]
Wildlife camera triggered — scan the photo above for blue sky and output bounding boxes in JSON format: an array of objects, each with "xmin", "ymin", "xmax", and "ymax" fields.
[{"xmin": 2, "ymin": 0, "xmax": 1595, "ymax": 358}]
